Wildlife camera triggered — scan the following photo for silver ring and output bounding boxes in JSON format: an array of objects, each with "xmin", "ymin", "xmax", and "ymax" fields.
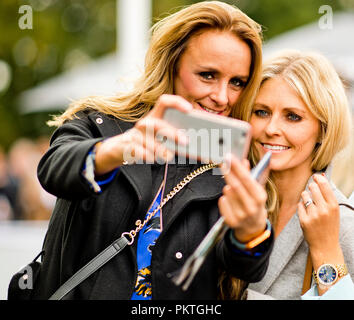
[{"xmin": 304, "ymin": 199, "xmax": 313, "ymax": 208}]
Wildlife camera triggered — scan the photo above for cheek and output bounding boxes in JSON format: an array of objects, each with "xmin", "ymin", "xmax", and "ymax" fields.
[
  {"xmin": 249, "ymin": 116, "xmax": 264, "ymax": 139},
  {"xmin": 229, "ymin": 90, "xmax": 243, "ymax": 107},
  {"xmin": 286, "ymin": 128, "xmax": 320, "ymax": 163},
  {"xmin": 290, "ymin": 124, "xmax": 319, "ymax": 148},
  {"xmin": 175, "ymin": 71, "xmax": 200, "ymax": 98}
]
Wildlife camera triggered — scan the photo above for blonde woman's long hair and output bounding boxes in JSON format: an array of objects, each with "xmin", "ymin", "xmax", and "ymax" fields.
[
  {"xmin": 221, "ymin": 50, "xmax": 353, "ymax": 300},
  {"xmin": 48, "ymin": 1, "xmax": 263, "ymax": 127}
]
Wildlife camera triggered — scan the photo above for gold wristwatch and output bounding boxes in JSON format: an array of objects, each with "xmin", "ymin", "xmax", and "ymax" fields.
[{"xmin": 313, "ymin": 263, "xmax": 348, "ymax": 287}]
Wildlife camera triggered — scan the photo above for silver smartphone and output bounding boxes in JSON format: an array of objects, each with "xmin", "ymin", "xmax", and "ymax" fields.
[{"xmin": 160, "ymin": 108, "xmax": 252, "ymax": 164}]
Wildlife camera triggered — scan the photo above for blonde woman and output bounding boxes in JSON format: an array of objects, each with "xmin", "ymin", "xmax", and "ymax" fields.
[
  {"xmin": 220, "ymin": 50, "xmax": 354, "ymax": 300},
  {"xmin": 31, "ymin": 2, "xmax": 274, "ymax": 300}
]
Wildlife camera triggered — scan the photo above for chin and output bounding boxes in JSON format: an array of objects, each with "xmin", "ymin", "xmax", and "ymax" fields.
[{"xmin": 266, "ymin": 159, "xmax": 286, "ymax": 172}]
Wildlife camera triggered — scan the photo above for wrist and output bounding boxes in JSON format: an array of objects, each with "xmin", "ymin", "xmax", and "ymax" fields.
[
  {"xmin": 95, "ymin": 136, "xmax": 126, "ymax": 175},
  {"xmin": 233, "ymin": 220, "xmax": 267, "ymax": 244},
  {"xmin": 230, "ymin": 220, "xmax": 272, "ymax": 251},
  {"xmin": 309, "ymin": 243, "xmax": 344, "ymax": 269}
]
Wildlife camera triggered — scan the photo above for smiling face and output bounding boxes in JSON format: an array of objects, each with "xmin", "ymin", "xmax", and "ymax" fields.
[
  {"xmin": 250, "ymin": 76, "xmax": 321, "ymax": 175},
  {"xmin": 174, "ymin": 29, "xmax": 251, "ymax": 117}
]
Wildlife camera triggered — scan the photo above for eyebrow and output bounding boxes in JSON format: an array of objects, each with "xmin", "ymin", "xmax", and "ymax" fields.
[
  {"xmin": 235, "ymin": 75, "xmax": 250, "ymax": 82},
  {"xmin": 253, "ymin": 103, "xmax": 306, "ymax": 115},
  {"xmin": 197, "ymin": 65, "xmax": 249, "ymax": 81},
  {"xmin": 253, "ymin": 103, "xmax": 269, "ymax": 109}
]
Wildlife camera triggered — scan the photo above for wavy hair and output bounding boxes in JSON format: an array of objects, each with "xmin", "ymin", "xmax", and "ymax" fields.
[{"xmin": 48, "ymin": 1, "xmax": 263, "ymax": 127}]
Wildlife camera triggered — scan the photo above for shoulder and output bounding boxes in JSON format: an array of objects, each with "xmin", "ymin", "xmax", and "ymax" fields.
[
  {"xmin": 59, "ymin": 109, "xmax": 135, "ymax": 137},
  {"xmin": 349, "ymin": 191, "xmax": 354, "ymax": 204},
  {"xmin": 331, "ymin": 182, "xmax": 354, "ymax": 230},
  {"xmin": 332, "ymin": 183, "xmax": 353, "ymax": 211}
]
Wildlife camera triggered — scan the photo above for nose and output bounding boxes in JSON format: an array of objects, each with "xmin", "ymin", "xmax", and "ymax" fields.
[
  {"xmin": 210, "ymin": 81, "xmax": 229, "ymax": 107},
  {"xmin": 265, "ymin": 115, "xmax": 281, "ymax": 136}
]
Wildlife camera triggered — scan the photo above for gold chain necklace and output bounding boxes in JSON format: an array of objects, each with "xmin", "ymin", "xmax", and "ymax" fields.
[{"xmin": 121, "ymin": 163, "xmax": 218, "ymax": 245}]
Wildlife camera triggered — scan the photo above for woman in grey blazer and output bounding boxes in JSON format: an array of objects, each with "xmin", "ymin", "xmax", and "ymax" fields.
[{"xmin": 219, "ymin": 50, "xmax": 354, "ymax": 300}]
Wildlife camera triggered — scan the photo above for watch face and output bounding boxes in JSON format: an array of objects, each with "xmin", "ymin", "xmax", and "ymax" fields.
[{"xmin": 318, "ymin": 264, "xmax": 338, "ymax": 285}]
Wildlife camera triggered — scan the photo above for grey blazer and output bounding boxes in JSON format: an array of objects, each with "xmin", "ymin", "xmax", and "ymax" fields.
[{"xmin": 244, "ymin": 170, "xmax": 354, "ymax": 300}]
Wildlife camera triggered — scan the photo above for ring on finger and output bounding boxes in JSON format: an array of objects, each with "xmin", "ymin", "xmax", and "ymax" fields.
[{"xmin": 304, "ymin": 199, "xmax": 314, "ymax": 208}]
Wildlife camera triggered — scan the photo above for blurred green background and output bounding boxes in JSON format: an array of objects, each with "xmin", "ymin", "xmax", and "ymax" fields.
[{"xmin": 0, "ymin": 0, "xmax": 352, "ymax": 150}]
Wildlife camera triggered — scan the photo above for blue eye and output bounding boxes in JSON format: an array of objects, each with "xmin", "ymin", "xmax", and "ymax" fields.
[
  {"xmin": 254, "ymin": 109, "xmax": 269, "ymax": 117},
  {"xmin": 287, "ymin": 113, "xmax": 302, "ymax": 122},
  {"xmin": 231, "ymin": 78, "xmax": 246, "ymax": 88},
  {"xmin": 199, "ymin": 72, "xmax": 213, "ymax": 80}
]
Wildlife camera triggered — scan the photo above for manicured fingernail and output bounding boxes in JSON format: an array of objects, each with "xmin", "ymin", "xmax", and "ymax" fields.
[
  {"xmin": 175, "ymin": 135, "xmax": 187, "ymax": 146},
  {"xmin": 314, "ymin": 173, "xmax": 325, "ymax": 181},
  {"xmin": 224, "ymin": 153, "xmax": 232, "ymax": 165},
  {"xmin": 221, "ymin": 154, "xmax": 232, "ymax": 174},
  {"xmin": 177, "ymin": 130, "xmax": 189, "ymax": 145}
]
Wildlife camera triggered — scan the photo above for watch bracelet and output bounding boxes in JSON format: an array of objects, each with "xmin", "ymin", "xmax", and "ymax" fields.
[
  {"xmin": 336, "ymin": 264, "xmax": 349, "ymax": 277},
  {"xmin": 313, "ymin": 263, "xmax": 348, "ymax": 285}
]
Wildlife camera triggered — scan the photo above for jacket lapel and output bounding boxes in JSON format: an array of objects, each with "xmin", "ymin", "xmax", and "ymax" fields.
[{"xmin": 120, "ymin": 164, "xmax": 152, "ymax": 216}]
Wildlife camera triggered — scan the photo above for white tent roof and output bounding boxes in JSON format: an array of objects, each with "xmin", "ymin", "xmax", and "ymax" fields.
[
  {"xmin": 19, "ymin": 10, "xmax": 354, "ymax": 113},
  {"xmin": 263, "ymin": 10, "xmax": 354, "ymax": 110},
  {"xmin": 18, "ymin": 53, "xmax": 145, "ymax": 113},
  {"xmin": 263, "ymin": 11, "xmax": 354, "ymax": 79}
]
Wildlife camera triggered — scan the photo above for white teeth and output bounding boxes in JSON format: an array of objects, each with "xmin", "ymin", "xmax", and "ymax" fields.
[
  {"xmin": 200, "ymin": 105, "xmax": 222, "ymax": 114},
  {"xmin": 263, "ymin": 143, "xmax": 289, "ymax": 151}
]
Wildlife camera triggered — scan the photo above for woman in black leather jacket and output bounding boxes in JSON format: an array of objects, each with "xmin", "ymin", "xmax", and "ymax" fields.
[{"xmin": 34, "ymin": 1, "xmax": 274, "ymax": 300}]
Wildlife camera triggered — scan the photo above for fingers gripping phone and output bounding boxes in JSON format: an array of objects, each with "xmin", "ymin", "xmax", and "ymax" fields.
[{"xmin": 160, "ymin": 108, "xmax": 252, "ymax": 163}]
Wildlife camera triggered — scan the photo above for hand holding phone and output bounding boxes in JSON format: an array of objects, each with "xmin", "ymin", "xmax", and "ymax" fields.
[{"xmin": 220, "ymin": 152, "xmax": 271, "ymax": 243}]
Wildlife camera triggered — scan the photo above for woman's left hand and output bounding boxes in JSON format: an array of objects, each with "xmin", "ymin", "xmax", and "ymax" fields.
[
  {"xmin": 218, "ymin": 154, "xmax": 268, "ymax": 243},
  {"xmin": 298, "ymin": 174, "xmax": 341, "ymax": 256}
]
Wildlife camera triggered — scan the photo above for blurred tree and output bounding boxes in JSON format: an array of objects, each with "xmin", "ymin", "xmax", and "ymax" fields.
[
  {"xmin": 0, "ymin": 0, "xmax": 351, "ymax": 150},
  {"xmin": 0, "ymin": 0, "xmax": 116, "ymax": 149}
]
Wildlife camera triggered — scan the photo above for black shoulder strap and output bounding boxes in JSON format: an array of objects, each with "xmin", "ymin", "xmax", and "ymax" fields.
[
  {"xmin": 49, "ymin": 236, "xmax": 129, "ymax": 300},
  {"xmin": 339, "ymin": 203, "xmax": 354, "ymax": 211}
]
